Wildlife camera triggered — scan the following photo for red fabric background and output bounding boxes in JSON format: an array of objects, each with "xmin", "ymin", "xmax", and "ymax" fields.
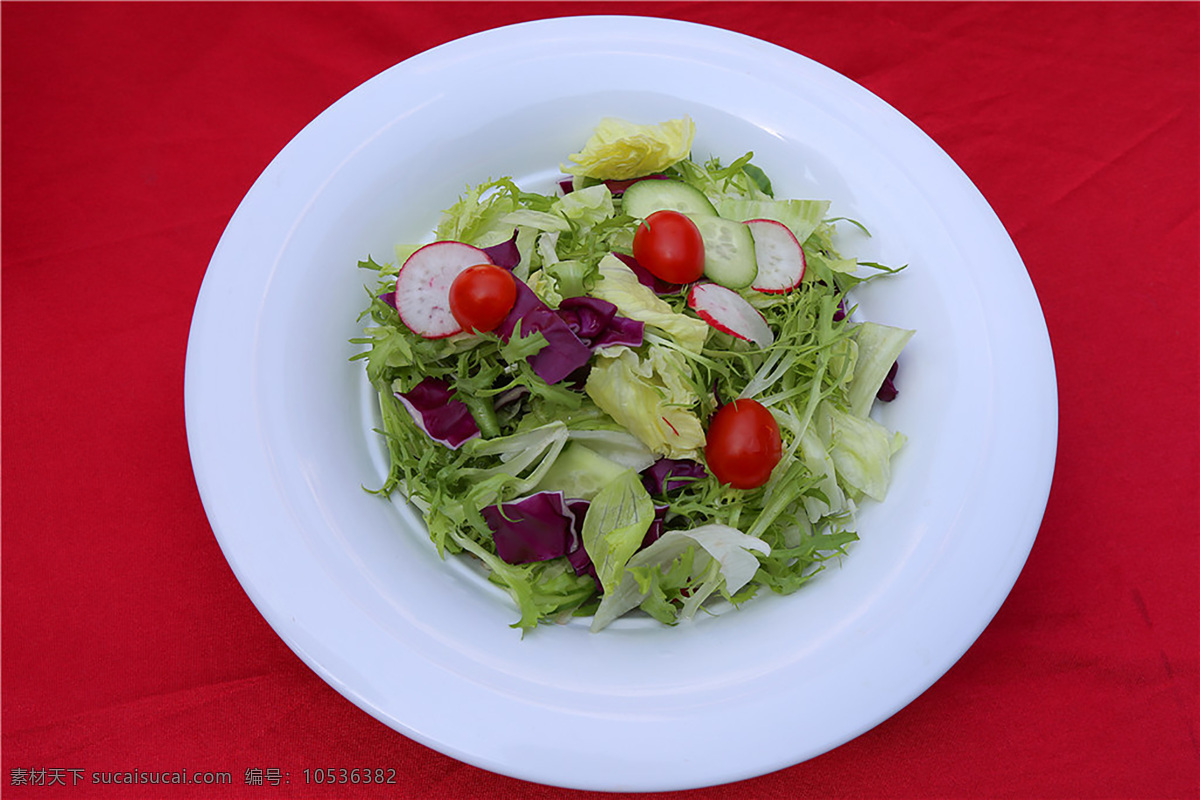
[{"xmin": 3, "ymin": 2, "xmax": 1198, "ymax": 798}]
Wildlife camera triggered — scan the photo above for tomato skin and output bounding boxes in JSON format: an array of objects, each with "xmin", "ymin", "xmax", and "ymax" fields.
[
  {"xmin": 449, "ymin": 264, "xmax": 517, "ymax": 333},
  {"xmin": 632, "ymin": 210, "xmax": 705, "ymax": 284},
  {"xmin": 704, "ymin": 399, "xmax": 782, "ymax": 490}
]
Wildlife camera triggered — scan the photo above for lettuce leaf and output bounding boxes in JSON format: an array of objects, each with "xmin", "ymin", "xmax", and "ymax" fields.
[
  {"xmin": 435, "ymin": 177, "xmax": 523, "ymax": 247},
  {"xmin": 816, "ymin": 401, "xmax": 898, "ymax": 502},
  {"xmin": 590, "ymin": 524, "xmax": 770, "ymax": 631},
  {"xmin": 580, "ymin": 469, "xmax": 656, "ymax": 594},
  {"xmin": 590, "ymin": 254, "xmax": 709, "ymax": 352},
  {"xmin": 564, "ymin": 116, "xmax": 696, "ymax": 180},
  {"xmin": 847, "ymin": 322, "xmax": 915, "ymax": 417},
  {"xmin": 718, "ymin": 198, "xmax": 830, "ymax": 246},
  {"xmin": 534, "ymin": 442, "xmax": 632, "ymax": 501},
  {"xmin": 553, "ymin": 183, "xmax": 615, "ymax": 231},
  {"xmin": 584, "ymin": 344, "xmax": 706, "ymax": 460}
]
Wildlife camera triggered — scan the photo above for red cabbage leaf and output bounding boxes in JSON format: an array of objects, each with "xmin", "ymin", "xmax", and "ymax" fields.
[
  {"xmin": 482, "ymin": 491, "xmax": 581, "ymax": 565},
  {"xmin": 494, "ymin": 280, "xmax": 593, "ymax": 385},
  {"xmin": 555, "ymin": 296, "xmax": 644, "ymax": 351},
  {"xmin": 395, "ymin": 377, "xmax": 480, "ymax": 449},
  {"xmin": 642, "ymin": 458, "xmax": 708, "ymax": 496}
]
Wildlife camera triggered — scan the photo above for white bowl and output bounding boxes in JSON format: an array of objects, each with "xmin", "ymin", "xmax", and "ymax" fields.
[{"xmin": 185, "ymin": 15, "xmax": 1057, "ymax": 792}]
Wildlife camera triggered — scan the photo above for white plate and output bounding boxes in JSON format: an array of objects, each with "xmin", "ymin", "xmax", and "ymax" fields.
[{"xmin": 185, "ymin": 16, "xmax": 1057, "ymax": 792}]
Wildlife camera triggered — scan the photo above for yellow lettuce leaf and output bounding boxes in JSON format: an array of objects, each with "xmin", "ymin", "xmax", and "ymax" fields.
[{"xmin": 564, "ymin": 117, "xmax": 695, "ymax": 180}]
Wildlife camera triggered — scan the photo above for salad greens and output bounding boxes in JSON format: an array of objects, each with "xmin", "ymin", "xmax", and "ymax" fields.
[{"xmin": 353, "ymin": 117, "xmax": 912, "ymax": 633}]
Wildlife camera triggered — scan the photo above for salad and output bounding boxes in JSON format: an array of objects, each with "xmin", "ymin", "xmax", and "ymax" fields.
[{"xmin": 352, "ymin": 117, "xmax": 913, "ymax": 633}]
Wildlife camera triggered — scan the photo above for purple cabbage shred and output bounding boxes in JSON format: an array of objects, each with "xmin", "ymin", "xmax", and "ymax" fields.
[
  {"xmin": 876, "ymin": 360, "xmax": 900, "ymax": 402},
  {"xmin": 395, "ymin": 377, "xmax": 480, "ymax": 449},
  {"xmin": 494, "ymin": 280, "xmax": 593, "ymax": 384},
  {"xmin": 481, "ymin": 231, "xmax": 521, "ymax": 270},
  {"xmin": 564, "ymin": 499, "xmax": 596, "ymax": 582},
  {"xmin": 642, "ymin": 458, "xmax": 708, "ymax": 495},
  {"xmin": 555, "ymin": 296, "xmax": 644, "ymax": 351},
  {"xmin": 643, "ymin": 504, "xmax": 669, "ymax": 549},
  {"xmin": 482, "ymin": 492, "xmax": 581, "ymax": 565}
]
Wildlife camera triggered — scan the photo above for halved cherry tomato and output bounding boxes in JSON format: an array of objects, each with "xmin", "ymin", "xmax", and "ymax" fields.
[
  {"xmin": 704, "ymin": 398, "xmax": 782, "ymax": 490},
  {"xmin": 448, "ymin": 263, "xmax": 517, "ymax": 333},
  {"xmin": 632, "ymin": 209, "xmax": 705, "ymax": 284}
]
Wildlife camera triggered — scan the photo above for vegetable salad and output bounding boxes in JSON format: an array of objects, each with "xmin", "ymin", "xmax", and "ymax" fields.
[{"xmin": 352, "ymin": 117, "xmax": 913, "ymax": 633}]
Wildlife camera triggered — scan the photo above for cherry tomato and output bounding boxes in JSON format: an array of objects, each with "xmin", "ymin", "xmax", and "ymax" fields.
[
  {"xmin": 449, "ymin": 263, "xmax": 517, "ymax": 333},
  {"xmin": 632, "ymin": 209, "xmax": 705, "ymax": 284},
  {"xmin": 704, "ymin": 399, "xmax": 782, "ymax": 490}
]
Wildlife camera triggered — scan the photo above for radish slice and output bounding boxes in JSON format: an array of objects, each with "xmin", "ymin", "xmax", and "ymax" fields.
[
  {"xmin": 687, "ymin": 283, "xmax": 774, "ymax": 347},
  {"xmin": 394, "ymin": 241, "xmax": 492, "ymax": 338},
  {"xmin": 746, "ymin": 218, "xmax": 806, "ymax": 293}
]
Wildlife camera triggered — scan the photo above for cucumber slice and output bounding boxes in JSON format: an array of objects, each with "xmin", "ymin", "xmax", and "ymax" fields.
[
  {"xmin": 622, "ymin": 178, "xmax": 718, "ymax": 218},
  {"xmin": 692, "ymin": 215, "xmax": 758, "ymax": 289}
]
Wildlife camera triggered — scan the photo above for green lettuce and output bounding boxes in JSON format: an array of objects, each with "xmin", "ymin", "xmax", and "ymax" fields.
[
  {"xmin": 533, "ymin": 441, "xmax": 632, "ymax": 501},
  {"xmin": 564, "ymin": 116, "xmax": 696, "ymax": 180},
  {"xmin": 435, "ymin": 177, "xmax": 524, "ymax": 247},
  {"xmin": 847, "ymin": 322, "xmax": 915, "ymax": 418},
  {"xmin": 718, "ymin": 198, "xmax": 830, "ymax": 246},
  {"xmin": 668, "ymin": 151, "xmax": 773, "ymax": 206},
  {"xmin": 591, "ymin": 524, "xmax": 771, "ymax": 631},
  {"xmin": 589, "ymin": 254, "xmax": 709, "ymax": 352},
  {"xmin": 584, "ymin": 344, "xmax": 707, "ymax": 460},
  {"xmin": 816, "ymin": 402, "xmax": 898, "ymax": 503},
  {"xmin": 581, "ymin": 469, "xmax": 656, "ymax": 594},
  {"xmin": 553, "ymin": 183, "xmax": 615, "ymax": 231}
]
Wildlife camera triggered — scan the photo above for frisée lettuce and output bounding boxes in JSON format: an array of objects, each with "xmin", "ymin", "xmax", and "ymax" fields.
[{"xmin": 352, "ymin": 117, "xmax": 913, "ymax": 633}]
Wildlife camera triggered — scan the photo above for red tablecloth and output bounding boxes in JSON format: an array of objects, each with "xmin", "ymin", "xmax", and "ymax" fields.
[{"xmin": 3, "ymin": 2, "xmax": 1197, "ymax": 797}]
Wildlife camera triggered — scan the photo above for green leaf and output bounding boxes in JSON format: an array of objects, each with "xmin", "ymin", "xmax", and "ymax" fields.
[
  {"xmin": 847, "ymin": 322, "xmax": 915, "ymax": 418},
  {"xmin": 581, "ymin": 469, "xmax": 656, "ymax": 594},
  {"xmin": 742, "ymin": 163, "xmax": 773, "ymax": 197}
]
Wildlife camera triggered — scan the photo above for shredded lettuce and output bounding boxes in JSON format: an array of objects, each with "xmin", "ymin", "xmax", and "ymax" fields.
[
  {"xmin": 435, "ymin": 177, "xmax": 525, "ymax": 247},
  {"xmin": 534, "ymin": 442, "xmax": 632, "ymax": 501},
  {"xmin": 669, "ymin": 151, "xmax": 773, "ymax": 206},
  {"xmin": 815, "ymin": 402, "xmax": 898, "ymax": 503}
]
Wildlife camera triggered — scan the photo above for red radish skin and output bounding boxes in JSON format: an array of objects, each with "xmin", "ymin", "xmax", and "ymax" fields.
[
  {"xmin": 746, "ymin": 218, "xmax": 806, "ymax": 293},
  {"xmin": 393, "ymin": 241, "xmax": 493, "ymax": 339},
  {"xmin": 687, "ymin": 283, "xmax": 774, "ymax": 347}
]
